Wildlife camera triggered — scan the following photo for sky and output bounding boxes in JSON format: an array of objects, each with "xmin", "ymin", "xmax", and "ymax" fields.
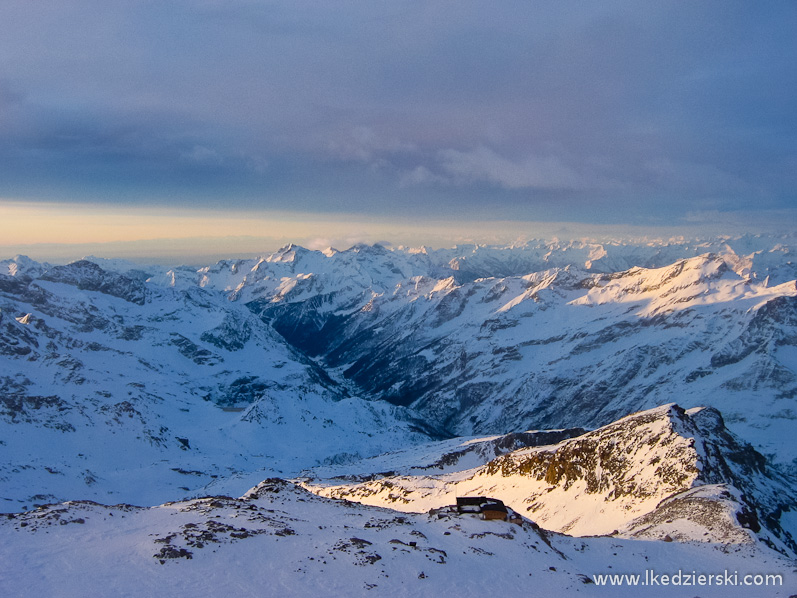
[{"xmin": 0, "ymin": 1, "xmax": 795, "ymax": 261}]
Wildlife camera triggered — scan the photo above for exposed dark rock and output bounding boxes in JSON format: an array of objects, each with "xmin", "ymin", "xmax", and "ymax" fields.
[
  {"xmin": 40, "ymin": 261, "xmax": 147, "ymax": 305},
  {"xmin": 200, "ymin": 315, "xmax": 252, "ymax": 351},
  {"xmin": 169, "ymin": 334, "xmax": 222, "ymax": 366}
]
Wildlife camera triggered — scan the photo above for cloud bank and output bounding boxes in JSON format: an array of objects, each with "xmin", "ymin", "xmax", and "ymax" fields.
[{"xmin": 0, "ymin": 0, "xmax": 794, "ymax": 230}]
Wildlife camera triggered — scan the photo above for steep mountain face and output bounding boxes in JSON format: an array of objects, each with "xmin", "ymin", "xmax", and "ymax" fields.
[
  {"xmin": 0, "ymin": 257, "xmax": 431, "ymax": 511},
  {"xmin": 230, "ymin": 242, "xmax": 797, "ymax": 471},
  {"xmin": 2, "ymin": 235, "xmax": 796, "ymax": 510},
  {"xmin": 305, "ymin": 404, "xmax": 797, "ymax": 557}
]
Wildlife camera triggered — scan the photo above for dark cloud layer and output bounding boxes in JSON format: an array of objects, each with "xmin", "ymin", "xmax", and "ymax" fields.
[{"xmin": 0, "ymin": 0, "xmax": 794, "ymax": 226}]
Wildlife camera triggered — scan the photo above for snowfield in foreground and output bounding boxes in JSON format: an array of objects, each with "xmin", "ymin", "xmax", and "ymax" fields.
[
  {"xmin": 1, "ymin": 479, "xmax": 795, "ymax": 598},
  {"xmin": 2, "ymin": 404, "xmax": 796, "ymax": 597}
]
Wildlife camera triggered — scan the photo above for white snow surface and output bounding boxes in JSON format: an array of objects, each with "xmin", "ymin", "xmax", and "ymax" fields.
[
  {"xmin": 302, "ymin": 404, "xmax": 797, "ymax": 558},
  {"xmin": 1, "ymin": 479, "xmax": 794, "ymax": 598},
  {"xmin": 2, "ymin": 235, "xmax": 797, "ymax": 595}
]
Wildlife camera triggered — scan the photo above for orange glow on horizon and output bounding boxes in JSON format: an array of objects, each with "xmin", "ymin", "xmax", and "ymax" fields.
[
  {"xmin": 0, "ymin": 198, "xmax": 745, "ymax": 263},
  {"xmin": 0, "ymin": 200, "xmax": 554, "ymax": 260}
]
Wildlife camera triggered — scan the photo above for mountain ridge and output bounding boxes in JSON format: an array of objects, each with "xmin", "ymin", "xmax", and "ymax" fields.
[
  {"xmin": 2, "ymin": 235, "xmax": 796, "ymax": 510},
  {"xmin": 303, "ymin": 403, "xmax": 797, "ymax": 556}
]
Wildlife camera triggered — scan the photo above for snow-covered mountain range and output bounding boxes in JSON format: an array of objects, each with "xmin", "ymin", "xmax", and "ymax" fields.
[
  {"xmin": 242, "ymin": 239, "xmax": 797, "ymax": 472},
  {"xmin": 0, "ymin": 255, "xmax": 431, "ymax": 510},
  {"xmin": 2, "ymin": 234, "xmax": 797, "ymax": 596}
]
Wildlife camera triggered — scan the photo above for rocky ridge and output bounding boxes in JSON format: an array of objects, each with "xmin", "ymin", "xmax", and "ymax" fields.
[{"xmin": 305, "ymin": 404, "xmax": 797, "ymax": 556}]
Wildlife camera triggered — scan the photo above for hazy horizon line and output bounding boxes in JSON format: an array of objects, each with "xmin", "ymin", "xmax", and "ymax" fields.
[{"xmin": 4, "ymin": 228, "xmax": 796, "ymax": 266}]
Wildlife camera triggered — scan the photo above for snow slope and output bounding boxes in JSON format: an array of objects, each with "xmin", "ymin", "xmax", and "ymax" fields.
[
  {"xmin": 235, "ymin": 241, "xmax": 797, "ymax": 472},
  {"xmin": 3, "ymin": 235, "xmax": 797, "ymax": 509},
  {"xmin": 1, "ymin": 479, "xmax": 794, "ymax": 598},
  {"xmin": 0, "ymin": 258, "xmax": 431, "ymax": 510},
  {"xmin": 305, "ymin": 404, "xmax": 797, "ymax": 556},
  {"xmin": 2, "ymin": 236, "xmax": 797, "ymax": 596}
]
